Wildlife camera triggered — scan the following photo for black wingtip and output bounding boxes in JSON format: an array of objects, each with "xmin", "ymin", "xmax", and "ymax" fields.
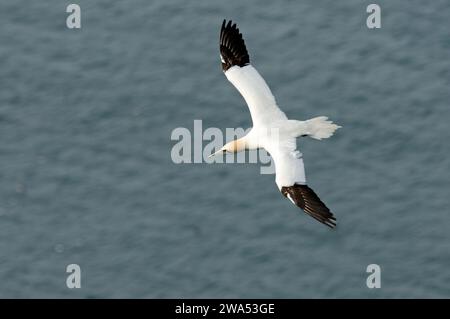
[
  {"xmin": 219, "ymin": 19, "xmax": 250, "ymax": 71},
  {"xmin": 281, "ymin": 184, "xmax": 337, "ymax": 228}
]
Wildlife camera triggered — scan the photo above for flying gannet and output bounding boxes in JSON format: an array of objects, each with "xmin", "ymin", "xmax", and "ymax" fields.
[{"xmin": 210, "ymin": 20, "xmax": 341, "ymax": 228}]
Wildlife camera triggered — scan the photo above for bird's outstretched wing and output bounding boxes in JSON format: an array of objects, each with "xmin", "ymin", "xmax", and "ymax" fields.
[
  {"xmin": 219, "ymin": 20, "xmax": 287, "ymax": 126},
  {"xmin": 268, "ymin": 141, "xmax": 336, "ymax": 228},
  {"xmin": 219, "ymin": 20, "xmax": 249, "ymax": 71},
  {"xmin": 281, "ymin": 184, "xmax": 336, "ymax": 228}
]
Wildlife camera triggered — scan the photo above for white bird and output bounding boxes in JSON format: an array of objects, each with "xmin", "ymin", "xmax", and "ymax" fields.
[{"xmin": 210, "ymin": 20, "xmax": 341, "ymax": 228}]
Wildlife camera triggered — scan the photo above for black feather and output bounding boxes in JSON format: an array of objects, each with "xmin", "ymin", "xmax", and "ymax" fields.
[
  {"xmin": 281, "ymin": 184, "xmax": 337, "ymax": 228},
  {"xmin": 219, "ymin": 19, "xmax": 250, "ymax": 71}
]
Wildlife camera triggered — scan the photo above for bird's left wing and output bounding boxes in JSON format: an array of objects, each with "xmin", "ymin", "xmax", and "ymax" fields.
[
  {"xmin": 220, "ymin": 20, "xmax": 287, "ymax": 126},
  {"xmin": 281, "ymin": 183, "xmax": 336, "ymax": 228},
  {"xmin": 268, "ymin": 140, "xmax": 336, "ymax": 228}
]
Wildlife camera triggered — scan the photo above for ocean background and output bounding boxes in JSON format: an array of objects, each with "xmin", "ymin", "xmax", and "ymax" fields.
[{"xmin": 0, "ymin": 0, "xmax": 449, "ymax": 298}]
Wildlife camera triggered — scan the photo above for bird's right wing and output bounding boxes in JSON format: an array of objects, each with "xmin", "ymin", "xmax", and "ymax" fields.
[{"xmin": 220, "ymin": 20, "xmax": 287, "ymax": 126}]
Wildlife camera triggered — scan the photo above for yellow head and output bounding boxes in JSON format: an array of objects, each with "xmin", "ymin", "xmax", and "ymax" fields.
[{"xmin": 208, "ymin": 139, "xmax": 246, "ymax": 158}]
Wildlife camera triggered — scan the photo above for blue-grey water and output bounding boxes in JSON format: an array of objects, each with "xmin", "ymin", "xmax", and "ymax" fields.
[{"xmin": 0, "ymin": 0, "xmax": 449, "ymax": 298}]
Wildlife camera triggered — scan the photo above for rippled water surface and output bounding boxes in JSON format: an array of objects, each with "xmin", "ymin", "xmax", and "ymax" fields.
[{"xmin": 0, "ymin": 0, "xmax": 449, "ymax": 297}]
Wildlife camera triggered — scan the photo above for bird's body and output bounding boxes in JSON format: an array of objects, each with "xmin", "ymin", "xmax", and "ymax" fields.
[{"xmin": 213, "ymin": 20, "xmax": 341, "ymax": 228}]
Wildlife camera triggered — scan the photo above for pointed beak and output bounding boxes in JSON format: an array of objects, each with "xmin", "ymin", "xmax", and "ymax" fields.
[{"xmin": 208, "ymin": 149, "xmax": 223, "ymax": 158}]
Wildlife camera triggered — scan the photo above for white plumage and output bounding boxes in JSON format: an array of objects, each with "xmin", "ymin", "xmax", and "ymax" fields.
[
  {"xmin": 225, "ymin": 65, "xmax": 287, "ymax": 125},
  {"xmin": 213, "ymin": 20, "xmax": 341, "ymax": 228}
]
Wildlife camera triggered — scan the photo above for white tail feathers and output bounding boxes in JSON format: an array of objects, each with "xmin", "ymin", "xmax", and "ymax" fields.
[
  {"xmin": 283, "ymin": 117, "xmax": 341, "ymax": 140},
  {"xmin": 304, "ymin": 116, "xmax": 341, "ymax": 140}
]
